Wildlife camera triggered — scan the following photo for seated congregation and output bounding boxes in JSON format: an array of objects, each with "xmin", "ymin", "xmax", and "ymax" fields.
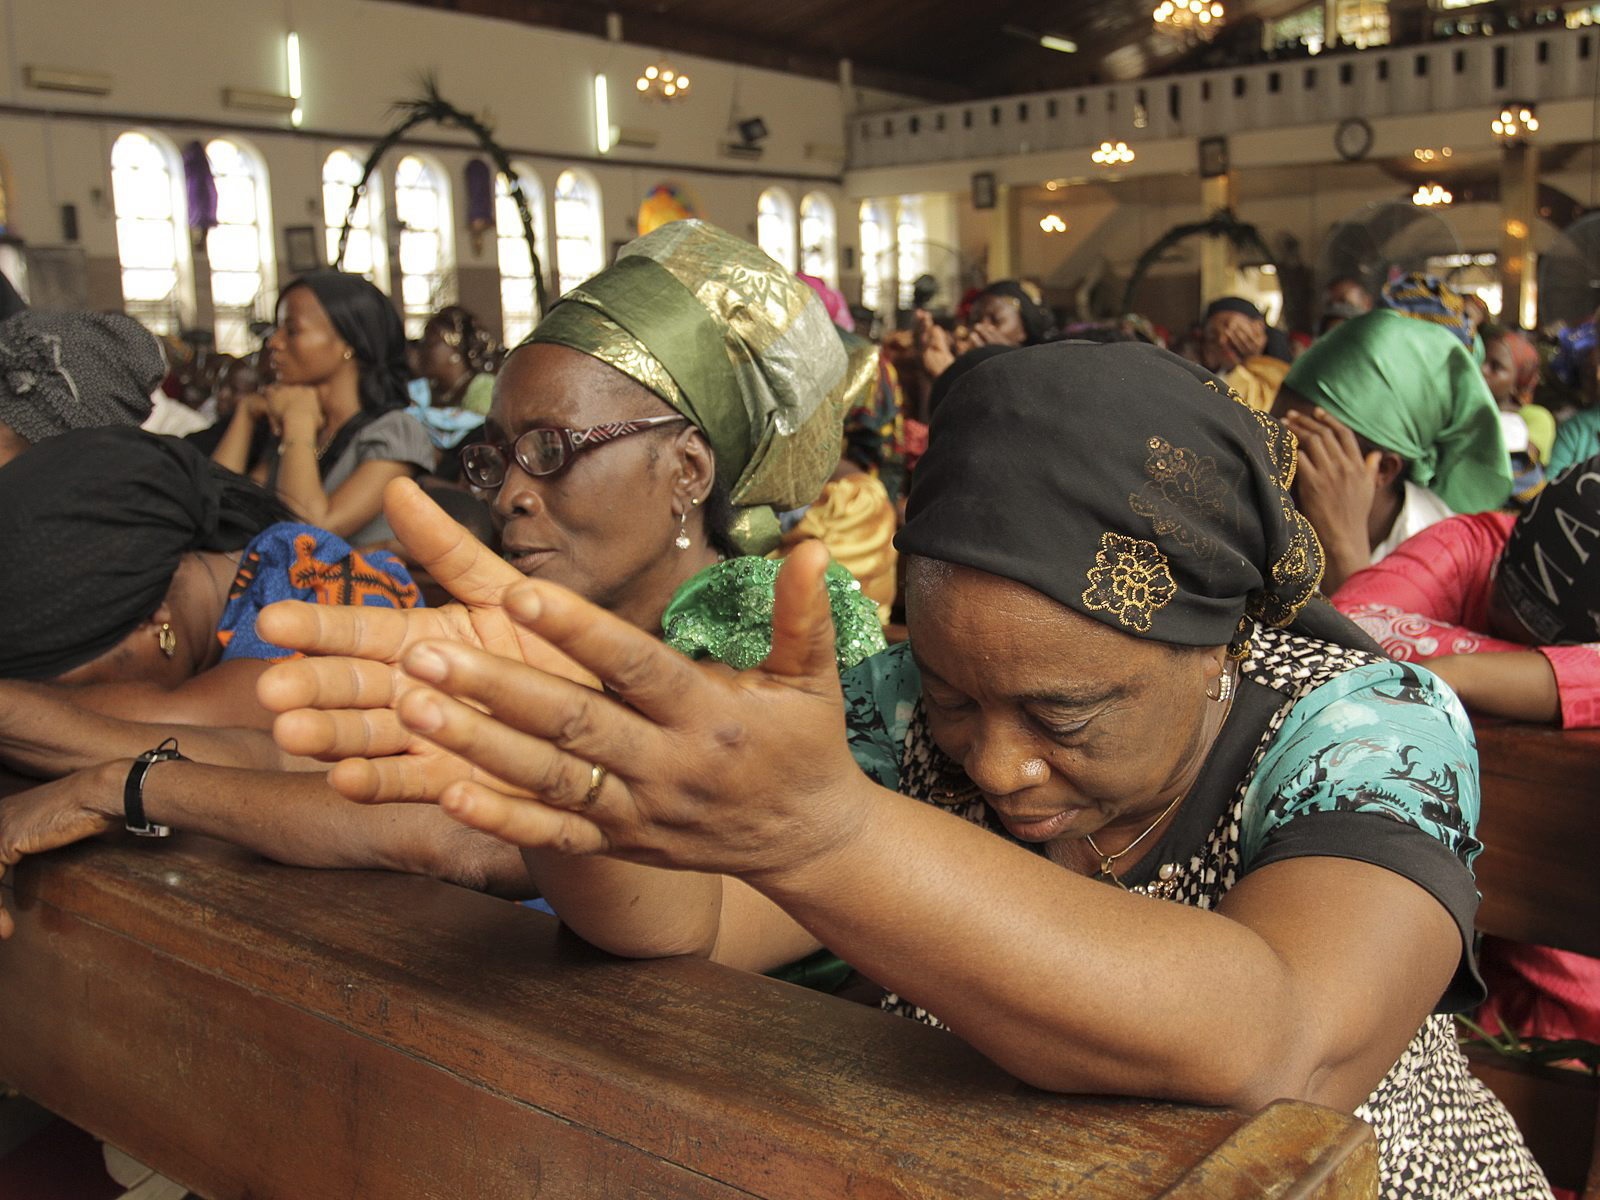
[{"xmin": 4, "ymin": 221, "xmax": 1599, "ymax": 1199}]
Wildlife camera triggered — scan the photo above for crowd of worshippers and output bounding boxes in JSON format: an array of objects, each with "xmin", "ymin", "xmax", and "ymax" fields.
[{"xmin": 3, "ymin": 222, "xmax": 1598, "ymax": 1198}]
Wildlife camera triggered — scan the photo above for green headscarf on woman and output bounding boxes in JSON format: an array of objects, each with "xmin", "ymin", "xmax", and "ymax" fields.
[
  {"xmin": 1283, "ymin": 309, "xmax": 1512, "ymax": 514},
  {"xmin": 528, "ymin": 220, "xmax": 874, "ymax": 554}
]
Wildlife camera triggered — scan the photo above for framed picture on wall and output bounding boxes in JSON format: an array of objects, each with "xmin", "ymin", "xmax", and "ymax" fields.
[
  {"xmin": 1198, "ymin": 136, "xmax": 1230, "ymax": 180},
  {"xmin": 284, "ymin": 226, "xmax": 321, "ymax": 274},
  {"xmin": 971, "ymin": 172, "xmax": 997, "ymax": 211}
]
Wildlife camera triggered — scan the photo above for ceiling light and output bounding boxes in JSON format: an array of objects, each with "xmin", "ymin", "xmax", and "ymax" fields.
[
  {"xmin": 636, "ymin": 61, "xmax": 690, "ymax": 103},
  {"xmin": 1493, "ymin": 103, "xmax": 1537, "ymax": 141},
  {"xmin": 1412, "ymin": 183, "xmax": 1453, "ymax": 206},
  {"xmin": 1040, "ymin": 213, "xmax": 1068, "ymax": 233},
  {"xmin": 1091, "ymin": 140, "xmax": 1135, "ymax": 166},
  {"xmin": 1039, "ymin": 34, "xmax": 1078, "ymax": 53},
  {"xmin": 1155, "ymin": 0, "xmax": 1225, "ymax": 42}
]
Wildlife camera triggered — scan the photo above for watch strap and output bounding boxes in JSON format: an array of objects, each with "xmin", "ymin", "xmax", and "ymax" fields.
[{"xmin": 124, "ymin": 739, "xmax": 185, "ymax": 837}]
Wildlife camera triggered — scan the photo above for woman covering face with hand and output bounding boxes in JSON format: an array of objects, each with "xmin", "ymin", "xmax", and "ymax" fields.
[{"xmin": 261, "ymin": 343, "xmax": 1548, "ymax": 1198}]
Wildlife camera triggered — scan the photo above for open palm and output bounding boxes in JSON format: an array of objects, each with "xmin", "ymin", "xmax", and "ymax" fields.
[{"xmin": 256, "ymin": 479, "xmax": 595, "ymax": 804}]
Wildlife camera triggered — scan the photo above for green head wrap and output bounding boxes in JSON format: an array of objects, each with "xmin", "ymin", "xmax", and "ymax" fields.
[
  {"xmin": 1284, "ymin": 309, "xmax": 1512, "ymax": 514},
  {"xmin": 526, "ymin": 221, "xmax": 861, "ymax": 553}
]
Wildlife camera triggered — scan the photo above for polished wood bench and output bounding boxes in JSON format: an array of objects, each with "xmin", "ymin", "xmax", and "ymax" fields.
[
  {"xmin": 0, "ymin": 837, "xmax": 1375, "ymax": 1199},
  {"xmin": 1471, "ymin": 721, "xmax": 1600, "ymax": 1199}
]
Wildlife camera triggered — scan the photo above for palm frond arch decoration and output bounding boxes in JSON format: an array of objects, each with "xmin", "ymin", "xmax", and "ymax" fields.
[
  {"xmin": 1119, "ymin": 209, "xmax": 1278, "ymax": 317},
  {"xmin": 333, "ymin": 76, "xmax": 548, "ymax": 318}
]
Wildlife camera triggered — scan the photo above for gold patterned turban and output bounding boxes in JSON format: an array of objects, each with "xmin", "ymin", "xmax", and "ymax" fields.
[{"xmin": 525, "ymin": 221, "xmax": 871, "ymax": 554}]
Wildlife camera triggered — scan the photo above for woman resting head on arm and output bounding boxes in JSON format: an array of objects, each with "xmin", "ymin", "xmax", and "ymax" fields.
[
  {"xmin": 262, "ymin": 342, "xmax": 1548, "ymax": 1197},
  {"xmin": 0, "ymin": 426, "xmax": 420, "ymax": 730},
  {"xmin": 214, "ymin": 271, "xmax": 436, "ymax": 544},
  {"xmin": 1273, "ymin": 305, "xmax": 1512, "ymax": 591}
]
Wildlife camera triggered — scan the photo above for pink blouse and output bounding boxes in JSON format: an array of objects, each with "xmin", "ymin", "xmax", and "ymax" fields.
[{"xmin": 1333, "ymin": 511, "xmax": 1600, "ymax": 729}]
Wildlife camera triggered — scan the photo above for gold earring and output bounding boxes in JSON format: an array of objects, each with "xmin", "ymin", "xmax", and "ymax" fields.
[
  {"xmin": 342, "ymin": 349, "xmax": 354, "ymax": 361},
  {"xmin": 674, "ymin": 511, "xmax": 691, "ymax": 551},
  {"xmin": 157, "ymin": 622, "xmax": 178, "ymax": 659}
]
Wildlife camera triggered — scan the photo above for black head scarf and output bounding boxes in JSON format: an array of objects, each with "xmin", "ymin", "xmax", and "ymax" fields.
[
  {"xmin": 1495, "ymin": 454, "xmax": 1600, "ymax": 643},
  {"xmin": 0, "ymin": 311, "xmax": 164, "ymax": 444},
  {"xmin": 0, "ymin": 268, "xmax": 26, "ymax": 322},
  {"xmin": 899, "ymin": 341, "xmax": 1334, "ymax": 650},
  {"xmin": 974, "ymin": 281, "xmax": 1057, "ymax": 346},
  {"xmin": 1203, "ymin": 296, "xmax": 1293, "ymax": 364},
  {"xmin": 281, "ymin": 272, "xmax": 409, "ymax": 415},
  {"xmin": 927, "ymin": 345, "xmax": 1017, "ymax": 417},
  {"xmin": 0, "ymin": 427, "xmax": 292, "ymax": 679}
]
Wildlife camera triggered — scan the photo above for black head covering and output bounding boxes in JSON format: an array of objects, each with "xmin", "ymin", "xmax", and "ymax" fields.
[
  {"xmin": 0, "ymin": 426, "xmax": 292, "ymax": 679},
  {"xmin": 0, "ymin": 268, "xmax": 26, "ymax": 322},
  {"xmin": 282, "ymin": 271, "xmax": 409, "ymax": 415},
  {"xmin": 1496, "ymin": 454, "xmax": 1600, "ymax": 644},
  {"xmin": 927, "ymin": 344, "xmax": 1017, "ymax": 417},
  {"xmin": 974, "ymin": 281, "xmax": 1056, "ymax": 346},
  {"xmin": 0, "ymin": 311, "xmax": 163, "ymax": 444},
  {"xmin": 899, "ymin": 341, "xmax": 1330, "ymax": 649}
]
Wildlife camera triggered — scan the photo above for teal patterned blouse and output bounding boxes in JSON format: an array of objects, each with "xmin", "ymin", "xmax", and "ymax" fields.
[{"xmin": 840, "ymin": 642, "xmax": 1483, "ymax": 879}]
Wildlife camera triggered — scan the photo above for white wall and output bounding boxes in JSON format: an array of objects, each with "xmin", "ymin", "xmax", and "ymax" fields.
[{"xmin": 0, "ymin": 0, "xmax": 854, "ymax": 334}]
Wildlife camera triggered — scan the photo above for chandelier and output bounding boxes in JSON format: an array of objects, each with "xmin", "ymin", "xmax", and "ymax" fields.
[
  {"xmin": 1092, "ymin": 141, "xmax": 1135, "ymax": 166},
  {"xmin": 635, "ymin": 63, "xmax": 690, "ymax": 102},
  {"xmin": 1154, "ymin": 0, "xmax": 1225, "ymax": 41},
  {"xmin": 1412, "ymin": 183, "xmax": 1453, "ymax": 207}
]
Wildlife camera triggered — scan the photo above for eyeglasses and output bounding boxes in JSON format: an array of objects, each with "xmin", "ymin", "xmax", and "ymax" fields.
[{"xmin": 460, "ymin": 415, "xmax": 689, "ymax": 488}]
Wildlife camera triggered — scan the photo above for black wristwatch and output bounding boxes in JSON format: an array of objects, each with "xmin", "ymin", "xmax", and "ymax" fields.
[{"xmin": 123, "ymin": 738, "xmax": 187, "ymax": 837}]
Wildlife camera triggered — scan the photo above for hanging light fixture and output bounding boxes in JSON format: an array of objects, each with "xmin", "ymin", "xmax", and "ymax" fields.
[
  {"xmin": 1040, "ymin": 213, "xmax": 1068, "ymax": 233},
  {"xmin": 1412, "ymin": 183, "xmax": 1453, "ymax": 207},
  {"xmin": 1092, "ymin": 141, "xmax": 1135, "ymax": 166},
  {"xmin": 1491, "ymin": 103, "xmax": 1538, "ymax": 141},
  {"xmin": 1154, "ymin": 0, "xmax": 1225, "ymax": 42},
  {"xmin": 635, "ymin": 62, "xmax": 691, "ymax": 102}
]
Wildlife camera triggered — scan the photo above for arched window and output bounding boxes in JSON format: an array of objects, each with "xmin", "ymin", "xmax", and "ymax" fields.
[
  {"xmin": 204, "ymin": 137, "xmax": 275, "ymax": 354},
  {"xmin": 895, "ymin": 195, "xmax": 930, "ymax": 310},
  {"xmin": 799, "ymin": 193, "xmax": 838, "ymax": 288},
  {"xmin": 496, "ymin": 162, "xmax": 550, "ymax": 346},
  {"xmin": 322, "ymin": 148, "xmax": 388, "ymax": 289},
  {"xmin": 858, "ymin": 200, "xmax": 891, "ymax": 315},
  {"xmin": 756, "ymin": 187, "xmax": 797, "ymax": 272},
  {"xmin": 553, "ymin": 169, "xmax": 604, "ymax": 295},
  {"xmin": 111, "ymin": 130, "xmax": 192, "ymax": 335},
  {"xmin": 394, "ymin": 153, "xmax": 455, "ymax": 337}
]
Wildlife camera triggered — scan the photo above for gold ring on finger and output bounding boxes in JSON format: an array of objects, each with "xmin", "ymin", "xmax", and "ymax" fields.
[{"xmin": 585, "ymin": 763, "xmax": 608, "ymax": 807}]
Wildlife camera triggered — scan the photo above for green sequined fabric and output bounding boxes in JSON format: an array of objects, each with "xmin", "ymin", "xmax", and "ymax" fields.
[{"xmin": 662, "ymin": 557, "xmax": 886, "ymax": 672}]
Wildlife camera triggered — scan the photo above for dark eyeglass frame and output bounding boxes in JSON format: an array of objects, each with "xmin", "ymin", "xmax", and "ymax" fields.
[{"xmin": 460, "ymin": 414, "xmax": 689, "ymax": 488}]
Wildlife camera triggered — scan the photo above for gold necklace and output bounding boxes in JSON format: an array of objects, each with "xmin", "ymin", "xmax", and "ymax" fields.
[{"xmin": 1084, "ymin": 789, "xmax": 1186, "ymax": 888}]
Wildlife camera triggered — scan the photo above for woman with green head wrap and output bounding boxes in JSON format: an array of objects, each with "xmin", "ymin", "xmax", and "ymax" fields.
[
  {"xmin": 459, "ymin": 218, "xmax": 885, "ymax": 666},
  {"xmin": 1275, "ymin": 308, "xmax": 1512, "ymax": 591}
]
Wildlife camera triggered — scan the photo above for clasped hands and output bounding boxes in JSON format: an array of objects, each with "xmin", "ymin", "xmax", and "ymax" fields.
[{"xmin": 256, "ymin": 479, "xmax": 867, "ymax": 882}]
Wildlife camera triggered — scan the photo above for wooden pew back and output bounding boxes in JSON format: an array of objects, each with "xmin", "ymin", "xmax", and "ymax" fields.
[
  {"xmin": 0, "ymin": 838, "xmax": 1375, "ymax": 1199},
  {"xmin": 1471, "ymin": 721, "xmax": 1600, "ymax": 1198}
]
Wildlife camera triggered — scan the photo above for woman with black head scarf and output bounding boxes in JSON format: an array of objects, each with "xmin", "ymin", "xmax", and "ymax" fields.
[
  {"xmin": 263, "ymin": 342, "xmax": 1547, "ymax": 1196},
  {"xmin": 213, "ymin": 271, "xmax": 436, "ymax": 545},
  {"xmin": 968, "ymin": 280, "xmax": 1056, "ymax": 348},
  {"xmin": 0, "ymin": 426, "xmax": 420, "ymax": 729}
]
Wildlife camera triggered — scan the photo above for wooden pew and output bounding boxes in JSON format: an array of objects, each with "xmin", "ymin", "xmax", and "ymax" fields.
[
  {"xmin": 0, "ymin": 837, "xmax": 1375, "ymax": 1199},
  {"xmin": 1471, "ymin": 721, "xmax": 1600, "ymax": 1198}
]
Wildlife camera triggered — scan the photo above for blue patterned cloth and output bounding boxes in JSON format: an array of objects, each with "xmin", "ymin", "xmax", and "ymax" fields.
[
  {"xmin": 1240, "ymin": 660, "xmax": 1480, "ymax": 870},
  {"xmin": 217, "ymin": 522, "xmax": 423, "ymax": 662}
]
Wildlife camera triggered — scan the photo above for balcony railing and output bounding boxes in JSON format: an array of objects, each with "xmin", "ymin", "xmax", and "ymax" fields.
[{"xmin": 848, "ymin": 28, "xmax": 1595, "ymax": 170}]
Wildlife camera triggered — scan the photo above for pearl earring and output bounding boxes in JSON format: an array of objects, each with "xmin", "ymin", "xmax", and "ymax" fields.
[{"xmin": 675, "ymin": 511, "xmax": 691, "ymax": 551}]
